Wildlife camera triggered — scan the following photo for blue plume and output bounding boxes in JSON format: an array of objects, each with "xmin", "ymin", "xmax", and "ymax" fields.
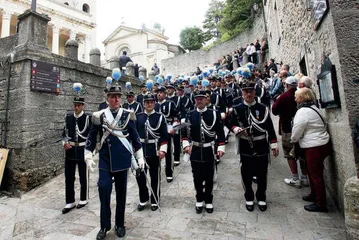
[
  {"xmin": 146, "ymin": 80, "xmax": 154, "ymax": 90},
  {"xmin": 202, "ymin": 79, "xmax": 210, "ymax": 87},
  {"xmin": 125, "ymin": 81, "xmax": 131, "ymax": 90},
  {"xmin": 73, "ymin": 83, "xmax": 83, "ymax": 94},
  {"xmin": 190, "ymin": 76, "xmax": 198, "ymax": 86},
  {"xmin": 177, "ymin": 77, "xmax": 183, "ymax": 83},
  {"xmin": 203, "ymin": 71, "xmax": 208, "ymax": 77},
  {"xmin": 139, "ymin": 75, "xmax": 144, "ymax": 81},
  {"xmin": 155, "ymin": 75, "xmax": 159, "ymax": 80},
  {"xmin": 245, "ymin": 62, "xmax": 255, "ymax": 71},
  {"xmin": 209, "ymin": 69, "xmax": 214, "ymax": 74},
  {"xmin": 198, "ymin": 74, "xmax": 203, "ymax": 80},
  {"xmin": 112, "ymin": 68, "xmax": 121, "ymax": 81},
  {"xmin": 181, "ymin": 74, "xmax": 185, "ymax": 78},
  {"xmin": 241, "ymin": 67, "xmax": 252, "ymax": 79},
  {"xmin": 157, "ymin": 77, "xmax": 163, "ymax": 84},
  {"xmin": 105, "ymin": 77, "xmax": 113, "ymax": 86}
]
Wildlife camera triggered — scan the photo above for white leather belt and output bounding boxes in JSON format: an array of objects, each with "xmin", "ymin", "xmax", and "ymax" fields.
[
  {"xmin": 192, "ymin": 141, "xmax": 214, "ymax": 147},
  {"xmin": 69, "ymin": 141, "xmax": 86, "ymax": 147},
  {"xmin": 239, "ymin": 135, "xmax": 266, "ymax": 141},
  {"xmin": 140, "ymin": 138, "xmax": 157, "ymax": 144}
]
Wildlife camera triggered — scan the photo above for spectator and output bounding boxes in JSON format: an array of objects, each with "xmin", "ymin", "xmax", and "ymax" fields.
[
  {"xmin": 119, "ymin": 51, "xmax": 132, "ymax": 72},
  {"xmin": 267, "ymin": 59, "xmax": 278, "ymax": 74},
  {"xmin": 151, "ymin": 63, "xmax": 160, "ymax": 75},
  {"xmin": 281, "ymin": 64, "xmax": 292, "ymax": 76},
  {"xmin": 255, "ymin": 40, "xmax": 261, "ymax": 64},
  {"xmin": 214, "ymin": 59, "xmax": 221, "ymax": 70},
  {"xmin": 291, "ymin": 87, "xmax": 331, "ymax": 212},
  {"xmin": 196, "ymin": 67, "xmax": 202, "ymax": 75},
  {"xmin": 134, "ymin": 64, "xmax": 139, "ymax": 77},
  {"xmin": 226, "ymin": 54, "xmax": 233, "ymax": 71},
  {"xmin": 272, "ymin": 76, "xmax": 308, "ymax": 188},
  {"xmin": 249, "ymin": 43, "xmax": 257, "ymax": 63},
  {"xmin": 270, "ymin": 70, "xmax": 287, "ymax": 100},
  {"xmin": 221, "ymin": 56, "xmax": 228, "ymax": 69}
]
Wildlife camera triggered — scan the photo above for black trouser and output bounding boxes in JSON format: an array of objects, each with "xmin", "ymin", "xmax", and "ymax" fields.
[
  {"xmin": 65, "ymin": 159, "xmax": 87, "ymax": 204},
  {"xmin": 240, "ymin": 154, "xmax": 268, "ymax": 201},
  {"xmin": 173, "ymin": 133, "xmax": 181, "ymax": 164},
  {"xmin": 191, "ymin": 160, "xmax": 215, "ymax": 204},
  {"xmin": 98, "ymin": 169, "xmax": 128, "ymax": 229},
  {"xmin": 136, "ymin": 156, "xmax": 161, "ymax": 205},
  {"xmin": 165, "ymin": 136, "xmax": 174, "ymax": 178}
]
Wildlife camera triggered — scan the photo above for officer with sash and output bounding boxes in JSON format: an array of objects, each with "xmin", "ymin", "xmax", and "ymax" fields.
[
  {"xmin": 182, "ymin": 90, "xmax": 225, "ymax": 214},
  {"xmin": 123, "ymin": 91, "xmax": 143, "ymax": 114},
  {"xmin": 229, "ymin": 78, "xmax": 279, "ymax": 212},
  {"xmin": 135, "ymin": 93, "xmax": 169, "ymax": 211},
  {"xmin": 85, "ymin": 84, "xmax": 144, "ymax": 239},
  {"xmin": 156, "ymin": 86, "xmax": 179, "ymax": 182},
  {"xmin": 62, "ymin": 83, "xmax": 92, "ymax": 214}
]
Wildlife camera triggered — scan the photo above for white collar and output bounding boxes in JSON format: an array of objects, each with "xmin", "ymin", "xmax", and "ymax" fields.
[
  {"xmin": 145, "ymin": 110, "xmax": 155, "ymax": 116},
  {"xmin": 197, "ymin": 107, "xmax": 207, "ymax": 113},
  {"xmin": 168, "ymin": 93, "xmax": 176, "ymax": 98},
  {"xmin": 158, "ymin": 99, "xmax": 166, "ymax": 104},
  {"xmin": 74, "ymin": 111, "xmax": 84, "ymax": 119},
  {"xmin": 127, "ymin": 101, "xmax": 135, "ymax": 105},
  {"xmin": 244, "ymin": 100, "xmax": 256, "ymax": 106}
]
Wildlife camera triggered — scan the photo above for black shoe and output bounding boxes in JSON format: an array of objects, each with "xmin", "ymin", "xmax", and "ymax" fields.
[
  {"xmin": 246, "ymin": 203, "xmax": 255, "ymax": 212},
  {"xmin": 258, "ymin": 203, "xmax": 267, "ymax": 212},
  {"xmin": 195, "ymin": 206, "xmax": 203, "ymax": 214},
  {"xmin": 304, "ymin": 203, "xmax": 328, "ymax": 212},
  {"xmin": 252, "ymin": 177, "xmax": 257, "ymax": 184},
  {"xmin": 96, "ymin": 228, "xmax": 109, "ymax": 240},
  {"xmin": 151, "ymin": 205, "xmax": 159, "ymax": 211},
  {"xmin": 112, "ymin": 177, "xmax": 115, "ymax": 183},
  {"xmin": 137, "ymin": 204, "xmax": 147, "ymax": 211},
  {"xmin": 76, "ymin": 202, "xmax": 88, "ymax": 209},
  {"xmin": 205, "ymin": 207, "xmax": 213, "ymax": 213},
  {"xmin": 167, "ymin": 178, "xmax": 173, "ymax": 183},
  {"xmin": 302, "ymin": 195, "xmax": 315, "ymax": 202},
  {"xmin": 115, "ymin": 226, "xmax": 126, "ymax": 238},
  {"xmin": 174, "ymin": 162, "xmax": 180, "ymax": 167},
  {"xmin": 62, "ymin": 205, "xmax": 76, "ymax": 214}
]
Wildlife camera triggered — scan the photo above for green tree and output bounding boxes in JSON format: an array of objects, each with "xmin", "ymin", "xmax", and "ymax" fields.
[
  {"xmin": 218, "ymin": 0, "xmax": 261, "ymax": 38},
  {"xmin": 153, "ymin": 22, "xmax": 165, "ymax": 34},
  {"xmin": 179, "ymin": 27, "xmax": 205, "ymax": 51},
  {"xmin": 202, "ymin": 0, "xmax": 225, "ymax": 42}
]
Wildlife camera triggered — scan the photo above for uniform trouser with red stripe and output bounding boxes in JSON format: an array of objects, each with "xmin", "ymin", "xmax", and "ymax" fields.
[
  {"xmin": 191, "ymin": 160, "xmax": 215, "ymax": 204},
  {"xmin": 136, "ymin": 156, "xmax": 161, "ymax": 205},
  {"xmin": 240, "ymin": 154, "xmax": 268, "ymax": 202},
  {"xmin": 304, "ymin": 143, "xmax": 330, "ymax": 207}
]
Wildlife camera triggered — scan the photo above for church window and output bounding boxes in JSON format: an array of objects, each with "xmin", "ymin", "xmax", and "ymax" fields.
[{"xmin": 82, "ymin": 3, "xmax": 90, "ymax": 13}]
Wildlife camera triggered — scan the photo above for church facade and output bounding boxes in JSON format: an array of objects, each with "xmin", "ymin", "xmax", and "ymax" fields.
[
  {"xmin": 0, "ymin": 0, "xmax": 97, "ymax": 63},
  {"xmin": 103, "ymin": 24, "xmax": 185, "ymax": 74}
]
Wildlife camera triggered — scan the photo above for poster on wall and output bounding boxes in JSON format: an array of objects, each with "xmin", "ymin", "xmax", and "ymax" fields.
[
  {"xmin": 30, "ymin": 61, "xmax": 61, "ymax": 93},
  {"xmin": 311, "ymin": 0, "xmax": 329, "ymax": 30}
]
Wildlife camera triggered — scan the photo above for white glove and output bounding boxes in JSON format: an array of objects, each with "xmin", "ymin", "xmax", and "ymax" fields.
[
  {"xmin": 134, "ymin": 149, "xmax": 145, "ymax": 170},
  {"xmin": 85, "ymin": 150, "xmax": 96, "ymax": 172},
  {"xmin": 220, "ymin": 112, "xmax": 226, "ymax": 120},
  {"xmin": 181, "ymin": 118, "xmax": 186, "ymax": 124}
]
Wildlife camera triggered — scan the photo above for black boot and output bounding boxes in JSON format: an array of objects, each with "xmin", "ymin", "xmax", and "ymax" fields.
[
  {"xmin": 115, "ymin": 226, "xmax": 126, "ymax": 238},
  {"xmin": 96, "ymin": 228, "xmax": 109, "ymax": 240}
]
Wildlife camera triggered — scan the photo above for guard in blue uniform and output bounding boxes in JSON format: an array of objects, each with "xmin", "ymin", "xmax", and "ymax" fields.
[
  {"xmin": 98, "ymin": 88, "xmax": 109, "ymax": 110},
  {"xmin": 229, "ymin": 79, "xmax": 279, "ymax": 212},
  {"xmin": 62, "ymin": 95, "xmax": 92, "ymax": 214},
  {"xmin": 122, "ymin": 91, "xmax": 143, "ymax": 114},
  {"xmin": 182, "ymin": 90, "xmax": 226, "ymax": 214},
  {"xmin": 85, "ymin": 86, "xmax": 144, "ymax": 240},
  {"xmin": 135, "ymin": 93, "xmax": 169, "ymax": 211},
  {"xmin": 156, "ymin": 86, "xmax": 179, "ymax": 182},
  {"xmin": 136, "ymin": 83, "xmax": 147, "ymax": 108}
]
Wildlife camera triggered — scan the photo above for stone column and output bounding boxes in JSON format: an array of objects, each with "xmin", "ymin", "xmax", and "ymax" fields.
[
  {"xmin": 109, "ymin": 56, "xmax": 119, "ymax": 70},
  {"xmin": 69, "ymin": 29, "xmax": 77, "ymax": 40},
  {"xmin": 344, "ymin": 177, "xmax": 359, "ymax": 240},
  {"xmin": 89, "ymin": 48, "xmax": 101, "ymax": 66},
  {"xmin": 15, "ymin": 10, "xmax": 51, "ymax": 53},
  {"xmin": 84, "ymin": 35, "xmax": 91, "ymax": 63},
  {"xmin": 126, "ymin": 62, "xmax": 134, "ymax": 76},
  {"xmin": 65, "ymin": 39, "xmax": 79, "ymax": 60},
  {"xmin": 139, "ymin": 67, "xmax": 147, "ymax": 78},
  {"xmin": 52, "ymin": 25, "xmax": 60, "ymax": 54},
  {"xmin": 148, "ymin": 71, "xmax": 155, "ymax": 80},
  {"xmin": 1, "ymin": 11, "xmax": 12, "ymax": 38}
]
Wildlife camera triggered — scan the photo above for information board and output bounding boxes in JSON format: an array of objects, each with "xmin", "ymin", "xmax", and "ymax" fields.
[{"xmin": 30, "ymin": 60, "xmax": 60, "ymax": 93}]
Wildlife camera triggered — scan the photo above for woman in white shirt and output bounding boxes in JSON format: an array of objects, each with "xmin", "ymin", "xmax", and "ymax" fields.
[{"xmin": 291, "ymin": 87, "xmax": 331, "ymax": 213}]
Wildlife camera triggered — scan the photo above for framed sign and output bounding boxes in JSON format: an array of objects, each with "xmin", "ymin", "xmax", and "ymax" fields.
[
  {"xmin": 30, "ymin": 60, "xmax": 61, "ymax": 93},
  {"xmin": 317, "ymin": 58, "xmax": 340, "ymax": 109},
  {"xmin": 311, "ymin": 0, "xmax": 329, "ymax": 30}
]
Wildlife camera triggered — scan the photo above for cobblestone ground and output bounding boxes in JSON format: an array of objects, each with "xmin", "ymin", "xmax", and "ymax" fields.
[{"xmin": 0, "ymin": 118, "xmax": 346, "ymax": 240}]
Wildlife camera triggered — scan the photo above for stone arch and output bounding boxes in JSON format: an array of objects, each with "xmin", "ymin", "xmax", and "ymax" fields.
[
  {"xmin": 82, "ymin": 3, "xmax": 90, "ymax": 13},
  {"xmin": 116, "ymin": 44, "xmax": 131, "ymax": 56}
]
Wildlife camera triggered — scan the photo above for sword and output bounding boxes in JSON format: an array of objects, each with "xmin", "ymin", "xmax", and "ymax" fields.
[{"xmin": 142, "ymin": 168, "xmax": 161, "ymax": 212}]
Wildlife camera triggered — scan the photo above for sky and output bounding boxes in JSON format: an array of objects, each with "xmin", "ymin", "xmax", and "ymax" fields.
[{"xmin": 95, "ymin": 0, "xmax": 212, "ymax": 53}]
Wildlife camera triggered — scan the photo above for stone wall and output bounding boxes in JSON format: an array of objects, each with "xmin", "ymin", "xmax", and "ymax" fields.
[
  {"xmin": 161, "ymin": 13, "xmax": 266, "ymax": 76},
  {"xmin": 264, "ymin": 0, "xmax": 358, "ymax": 211}
]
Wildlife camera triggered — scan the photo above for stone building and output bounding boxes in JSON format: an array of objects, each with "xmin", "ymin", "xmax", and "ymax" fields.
[
  {"xmin": 103, "ymin": 24, "xmax": 185, "ymax": 75},
  {"xmin": 0, "ymin": 0, "xmax": 97, "ymax": 63}
]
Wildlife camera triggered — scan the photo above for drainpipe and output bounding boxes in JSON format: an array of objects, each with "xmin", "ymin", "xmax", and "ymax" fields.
[{"xmin": 2, "ymin": 53, "xmax": 13, "ymax": 148}]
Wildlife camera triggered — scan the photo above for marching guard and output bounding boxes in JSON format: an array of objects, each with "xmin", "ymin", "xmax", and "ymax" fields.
[
  {"xmin": 182, "ymin": 90, "xmax": 226, "ymax": 214},
  {"xmin": 136, "ymin": 83, "xmax": 147, "ymax": 108},
  {"xmin": 122, "ymin": 91, "xmax": 143, "ymax": 114},
  {"xmin": 135, "ymin": 93, "xmax": 169, "ymax": 211},
  {"xmin": 85, "ymin": 82, "xmax": 144, "ymax": 239},
  {"xmin": 62, "ymin": 83, "xmax": 92, "ymax": 214},
  {"xmin": 156, "ymin": 86, "xmax": 179, "ymax": 182},
  {"xmin": 229, "ymin": 79, "xmax": 279, "ymax": 212}
]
